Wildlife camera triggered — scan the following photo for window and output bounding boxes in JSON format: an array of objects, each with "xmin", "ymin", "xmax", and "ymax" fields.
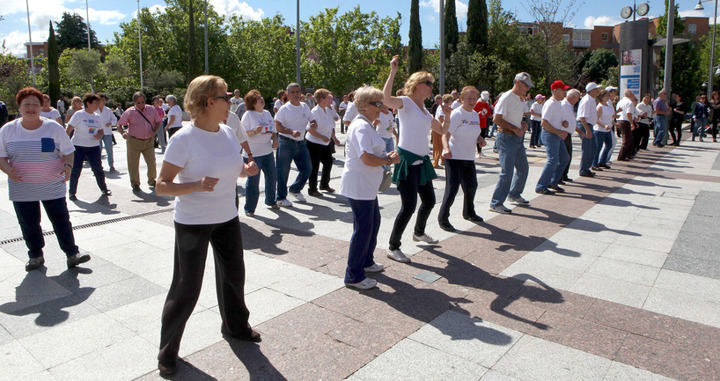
[
  {"xmin": 689, "ymin": 24, "xmax": 697, "ymax": 34},
  {"xmin": 601, "ymin": 32, "xmax": 609, "ymax": 41},
  {"xmin": 563, "ymin": 34, "xmax": 570, "ymax": 45}
]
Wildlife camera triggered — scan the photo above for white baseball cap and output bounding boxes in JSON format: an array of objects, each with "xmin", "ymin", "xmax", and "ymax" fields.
[
  {"xmin": 585, "ymin": 82, "xmax": 600, "ymax": 92},
  {"xmin": 481, "ymin": 91, "xmax": 490, "ymax": 101},
  {"xmin": 514, "ymin": 72, "xmax": 534, "ymax": 88}
]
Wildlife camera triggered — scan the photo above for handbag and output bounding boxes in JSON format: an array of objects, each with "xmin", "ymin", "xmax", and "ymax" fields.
[{"xmin": 379, "ymin": 168, "xmax": 393, "ymax": 192}]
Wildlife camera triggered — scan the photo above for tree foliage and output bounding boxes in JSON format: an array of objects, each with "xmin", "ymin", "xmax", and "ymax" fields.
[
  {"xmin": 580, "ymin": 49, "xmax": 618, "ymax": 83},
  {"xmin": 466, "ymin": 0, "xmax": 488, "ymax": 53},
  {"xmin": 444, "ymin": 0, "xmax": 459, "ymax": 59},
  {"xmin": 55, "ymin": 12, "xmax": 100, "ymax": 51},
  {"xmin": 409, "ymin": 0, "xmax": 423, "ymax": 73}
]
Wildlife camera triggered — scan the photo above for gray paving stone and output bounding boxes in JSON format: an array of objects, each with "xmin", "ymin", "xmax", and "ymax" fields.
[
  {"xmin": 662, "ymin": 254, "xmax": 720, "ymax": 281},
  {"xmin": 82, "ymin": 276, "xmax": 166, "ymax": 312}
]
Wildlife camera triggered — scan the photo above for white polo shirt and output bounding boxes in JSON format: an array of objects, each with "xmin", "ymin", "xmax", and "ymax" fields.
[
  {"xmin": 494, "ymin": 91, "xmax": 525, "ymax": 129},
  {"xmin": 616, "ymin": 97, "xmax": 636, "ymax": 122},
  {"xmin": 576, "ymin": 94, "xmax": 598, "ymax": 125},
  {"xmin": 541, "ymin": 97, "xmax": 564, "ymax": 131}
]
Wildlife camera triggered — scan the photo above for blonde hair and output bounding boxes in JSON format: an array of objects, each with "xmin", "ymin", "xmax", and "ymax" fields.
[
  {"xmin": 403, "ymin": 71, "xmax": 434, "ymax": 97},
  {"xmin": 460, "ymin": 85, "xmax": 479, "ymax": 99},
  {"xmin": 313, "ymin": 88, "xmax": 331, "ymax": 101},
  {"xmin": 442, "ymin": 94, "xmax": 453, "ymax": 104},
  {"xmin": 354, "ymin": 85, "xmax": 384, "ymax": 113},
  {"xmin": 184, "ymin": 75, "xmax": 227, "ymax": 117}
]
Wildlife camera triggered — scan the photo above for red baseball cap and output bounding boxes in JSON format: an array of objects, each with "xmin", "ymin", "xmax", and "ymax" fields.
[{"xmin": 550, "ymin": 80, "xmax": 570, "ymax": 90}]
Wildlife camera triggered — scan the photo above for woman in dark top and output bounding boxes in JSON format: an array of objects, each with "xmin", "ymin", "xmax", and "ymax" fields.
[
  {"xmin": 693, "ymin": 94, "xmax": 710, "ymax": 142},
  {"xmin": 669, "ymin": 93, "xmax": 686, "ymax": 146},
  {"xmin": 710, "ymin": 91, "xmax": 720, "ymax": 142}
]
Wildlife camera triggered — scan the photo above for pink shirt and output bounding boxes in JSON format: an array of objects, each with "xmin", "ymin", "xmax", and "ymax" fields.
[
  {"xmin": 118, "ymin": 106, "xmax": 162, "ymax": 139},
  {"xmin": 155, "ymin": 106, "xmax": 165, "ymax": 118}
]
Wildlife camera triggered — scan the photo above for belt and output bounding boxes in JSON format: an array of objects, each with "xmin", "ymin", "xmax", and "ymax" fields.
[{"xmin": 129, "ymin": 135, "xmax": 153, "ymax": 140}]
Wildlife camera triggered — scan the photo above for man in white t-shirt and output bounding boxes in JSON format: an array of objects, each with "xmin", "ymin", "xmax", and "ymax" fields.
[
  {"xmin": 96, "ymin": 93, "xmax": 118, "ymax": 171},
  {"xmin": 342, "ymin": 92, "xmax": 357, "ymax": 133},
  {"xmin": 274, "ymin": 83, "xmax": 317, "ymax": 206},
  {"xmin": 536, "ymin": 81, "xmax": 572, "ymax": 195},
  {"xmin": 230, "ymin": 89, "xmax": 244, "ymax": 113},
  {"xmin": 489, "ymin": 72, "xmax": 533, "ymax": 213},
  {"xmin": 560, "ymin": 89, "xmax": 582, "ymax": 183},
  {"xmin": 577, "ymin": 82, "xmax": 600, "ymax": 176},
  {"xmin": 616, "ymin": 90, "xmax": 638, "ymax": 161}
]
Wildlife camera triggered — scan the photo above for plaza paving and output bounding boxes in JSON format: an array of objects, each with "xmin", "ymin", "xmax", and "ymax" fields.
[{"xmin": 0, "ymin": 124, "xmax": 719, "ymax": 380}]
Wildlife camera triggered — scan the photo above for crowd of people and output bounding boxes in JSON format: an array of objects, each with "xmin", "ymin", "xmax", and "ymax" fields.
[{"xmin": 0, "ymin": 55, "xmax": 715, "ymax": 375}]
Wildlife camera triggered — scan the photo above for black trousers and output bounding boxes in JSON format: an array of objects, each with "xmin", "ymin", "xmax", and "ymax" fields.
[
  {"xmin": 389, "ymin": 164, "xmax": 435, "ymax": 250},
  {"xmin": 562, "ymin": 134, "xmax": 572, "ymax": 179},
  {"xmin": 306, "ymin": 140, "xmax": 333, "ymax": 191},
  {"xmin": 158, "ymin": 217, "xmax": 251, "ymax": 365},
  {"xmin": 669, "ymin": 118, "xmax": 682, "ymax": 144},
  {"xmin": 636, "ymin": 122, "xmax": 650, "ymax": 151},
  {"xmin": 477, "ymin": 127, "xmax": 488, "ymax": 153},
  {"xmin": 438, "ymin": 159, "xmax": 477, "ymax": 224}
]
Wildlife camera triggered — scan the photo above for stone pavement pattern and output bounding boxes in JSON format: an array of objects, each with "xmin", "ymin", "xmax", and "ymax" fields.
[{"xmin": 0, "ymin": 127, "xmax": 719, "ymax": 380}]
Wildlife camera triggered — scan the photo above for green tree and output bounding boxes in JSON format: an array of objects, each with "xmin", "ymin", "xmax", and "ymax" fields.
[
  {"xmin": 657, "ymin": 0, "xmax": 698, "ymax": 99},
  {"xmin": 466, "ymin": 0, "xmax": 488, "ymax": 53},
  {"xmin": 62, "ymin": 49, "xmax": 103, "ymax": 93},
  {"xmin": 55, "ymin": 12, "xmax": 100, "ymax": 51},
  {"xmin": 581, "ymin": 49, "xmax": 619, "ymax": 83},
  {"xmin": 656, "ymin": 0, "xmax": 684, "ymax": 37},
  {"xmin": 444, "ymin": 0, "xmax": 459, "ymax": 59},
  {"xmin": 48, "ymin": 22, "xmax": 61, "ymax": 105},
  {"xmin": 0, "ymin": 53, "xmax": 34, "ymax": 112},
  {"xmin": 409, "ymin": 0, "xmax": 423, "ymax": 73}
]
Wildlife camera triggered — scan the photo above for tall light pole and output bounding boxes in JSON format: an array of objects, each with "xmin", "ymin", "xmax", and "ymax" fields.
[
  {"xmin": 86, "ymin": 0, "xmax": 91, "ymax": 50},
  {"xmin": 663, "ymin": 0, "xmax": 675, "ymax": 95},
  {"xmin": 25, "ymin": 0, "xmax": 36, "ymax": 86},
  {"xmin": 296, "ymin": 0, "xmax": 301, "ymax": 85},
  {"xmin": 439, "ymin": 0, "xmax": 445, "ymax": 95},
  {"xmin": 137, "ymin": 0, "xmax": 143, "ymax": 90},
  {"xmin": 204, "ymin": 0, "xmax": 209, "ymax": 74},
  {"xmin": 696, "ymin": 0, "xmax": 718, "ymax": 99}
]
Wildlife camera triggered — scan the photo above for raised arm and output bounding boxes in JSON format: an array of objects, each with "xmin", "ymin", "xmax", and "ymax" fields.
[{"xmin": 383, "ymin": 55, "xmax": 404, "ymax": 110}]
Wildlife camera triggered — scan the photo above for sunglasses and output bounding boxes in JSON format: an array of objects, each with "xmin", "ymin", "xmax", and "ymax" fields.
[
  {"xmin": 214, "ymin": 94, "xmax": 233, "ymax": 102},
  {"xmin": 423, "ymin": 80, "xmax": 434, "ymax": 87},
  {"xmin": 368, "ymin": 101, "xmax": 384, "ymax": 108}
]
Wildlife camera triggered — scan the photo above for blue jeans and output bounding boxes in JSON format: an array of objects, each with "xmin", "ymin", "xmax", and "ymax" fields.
[
  {"xmin": 654, "ymin": 115, "xmax": 668, "ymax": 144},
  {"xmin": 275, "ymin": 137, "xmax": 312, "ymax": 200},
  {"xmin": 489, "ymin": 122, "xmax": 498, "ymax": 137},
  {"xmin": 530, "ymin": 120, "xmax": 541, "ymax": 146},
  {"xmin": 345, "ymin": 198, "xmax": 381, "ymax": 284},
  {"xmin": 490, "ymin": 132, "xmax": 528, "ymax": 207},
  {"xmin": 244, "ymin": 154, "xmax": 277, "ymax": 213},
  {"xmin": 13, "ymin": 198, "xmax": 79, "ymax": 258},
  {"xmin": 382, "ymin": 137, "xmax": 394, "ymax": 170},
  {"xmin": 693, "ymin": 116, "xmax": 707, "ymax": 138},
  {"xmin": 577, "ymin": 122, "xmax": 595, "ymax": 174},
  {"xmin": 536, "ymin": 130, "xmax": 569, "ymax": 191},
  {"xmin": 99, "ymin": 133, "xmax": 114, "ymax": 168},
  {"xmin": 69, "ymin": 145, "xmax": 108, "ymax": 195},
  {"xmin": 593, "ymin": 130, "xmax": 613, "ymax": 167}
]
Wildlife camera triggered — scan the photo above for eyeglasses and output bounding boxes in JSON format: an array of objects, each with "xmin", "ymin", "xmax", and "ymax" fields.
[
  {"xmin": 423, "ymin": 81, "xmax": 434, "ymax": 87},
  {"xmin": 214, "ymin": 94, "xmax": 233, "ymax": 102},
  {"xmin": 368, "ymin": 101, "xmax": 384, "ymax": 108}
]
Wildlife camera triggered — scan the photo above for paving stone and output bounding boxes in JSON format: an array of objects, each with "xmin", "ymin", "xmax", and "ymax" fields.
[
  {"xmin": 82, "ymin": 276, "xmax": 166, "ymax": 313},
  {"xmin": 244, "ymin": 288, "xmax": 305, "ymax": 327},
  {"xmin": 642, "ymin": 287, "xmax": 720, "ymax": 329},
  {"xmin": 585, "ymin": 257, "xmax": 660, "ymax": 287},
  {"xmin": 602, "ymin": 361, "xmax": 677, "ymax": 381},
  {"xmin": 0, "ymin": 340, "xmax": 45, "ymax": 379},
  {"xmin": 570, "ymin": 273, "xmax": 651, "ymax": 308}
]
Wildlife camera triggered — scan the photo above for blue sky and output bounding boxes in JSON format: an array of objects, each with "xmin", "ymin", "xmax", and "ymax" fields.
[{"xmin": 0, "ymin": 0, "xmax": 713, "ymax": 56}]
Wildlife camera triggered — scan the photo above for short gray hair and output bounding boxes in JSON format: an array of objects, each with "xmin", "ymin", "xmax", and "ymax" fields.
[
  {"xmin": 166, "ymin": 95, "xmax": 177, "ymax": 104},
  {"xmin": 354, "ymin": 85, "xmax": 384, "ymax": 112},
  {"xmin": 286, "ymin": 83, "xmax": 301, "ymax": 92},
  {"xmin": 567, "ymin": 89, "xmax": 581, "ymax": 99},
  {"xmin": 132, "ymin": 91, "xmax": 145, "ymax": 102}
]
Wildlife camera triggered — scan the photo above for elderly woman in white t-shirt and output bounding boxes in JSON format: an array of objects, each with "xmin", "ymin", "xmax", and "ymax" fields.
[
  {"xmin": 382, "ymin": 55, "xmax": 450, "ymax": 263},
  {"xmin": 165, "ymin": 95, "xmax": 184, "ymax": 138},
  {"xmin": 306, "ymin": 88, "xmax": 341, "ymax": 197},
  {"xmin": 155, "ymin": 75, "xmax": 260, "ymax": 376},
  {"xmin": 340, "ymin": 85, "xmax": 400, "ymax": 290}
]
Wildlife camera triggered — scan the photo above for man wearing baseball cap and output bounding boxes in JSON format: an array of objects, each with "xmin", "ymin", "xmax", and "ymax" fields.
[
  {"xmin": 529, "ymin": 94, "xmax": 545, "ymax": 148},
  {"xmin": 489, "ymin": 72, "xmax": 533, "ymax": 214},
  {"xmin": 536, "ymin": 80, "xmax": 571, "ymax": 194},
  {"xmin": 473, "ymin": 90, "xmax": 493, "ymax": 157},
  {"xmin": 576, "ymin": 82, "xmax": 601, "ymax": 177}
]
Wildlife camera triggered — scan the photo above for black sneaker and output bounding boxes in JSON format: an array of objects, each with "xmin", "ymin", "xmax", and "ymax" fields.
[
  {"xmin": 68, "ymin": 194, "xmax": 77, "ymax": 201},
  {"xmin": 464, "ymin": 214, "xmax": 484, "ymax": 223},
  {"xmin": 549, "ymin": 185, "xmax": 565, "ymax": 193},
  {"xmin": 600, "ymin": 164, "xmax": 611, "ymax": 169},
  {"xmin": 158, "ymin": 361, "xmax": 177, "ymax": 377},
  {"xmin": 562, "ymin": 177, "xmax": 573, "ymax": 182},
  {"xmin": 535, "ymin": 188, "xmax": 556, "ymax": 195},
  {"xmin": 308, "ymin": 189, "xmax": 323, "ymax": 197}
]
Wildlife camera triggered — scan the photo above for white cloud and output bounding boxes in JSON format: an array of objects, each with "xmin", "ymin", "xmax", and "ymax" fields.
[
  {"xmin": 678, "ymin": 9, "xmax": 706, "ymax": 18},
  {"xmin": 420, "ymin": 0, "xmax": 469, "ymax": 22},
  {"xmin": 0, "ymin": 29, "xmax": 48, "ymax": 56},
  {"xmin": 584, "ymin": 15, "xmax": 622, "ymax": 28},
  {"xmin": 209, "ymin": 0, "xmax": 264, "ymax": 21}
]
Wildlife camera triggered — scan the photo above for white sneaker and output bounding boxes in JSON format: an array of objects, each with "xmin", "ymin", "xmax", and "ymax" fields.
[
  {"xmin": 364, "ymin": 263, "xmax": 385, "ymax": 273},
  {"xmin": 489, "ymin": 204, "xmax": 512, "ymax": 214},
  {"xmin": 290, "ymin": 192, "xmax": 306, "ymax": 203},
  {"xmin": 412, "ymin": 233, "xmax": 439, "ymax": 244},
  {"xmin": 387, "ymin": 249, "xmax": 411, "ymax": 263},
  {"xmin": 276, "ymin": 199, "xmax": 293, "ymax": 208},
  {"xmin": 507, "ymin": 196, "xmax": 530, "ymax": 206},
  {"xmin": 345, "ymin": 277, "xmax": 377, "ymax": 290}
]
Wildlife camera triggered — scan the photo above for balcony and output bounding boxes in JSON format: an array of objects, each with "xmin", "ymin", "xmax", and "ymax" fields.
[{"xmin": 572, "ymin": 39, "xmax": 591, "ymax": 48}]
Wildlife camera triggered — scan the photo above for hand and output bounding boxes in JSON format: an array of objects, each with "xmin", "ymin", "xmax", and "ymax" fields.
[
  {"xmin": 323, "ymin": 137, "xmax": 330, "ymax": 143},
  {"xmin": 244, "ymin": 161, "xmax": 259, "ymax": 176},
  {"xmin": 558, "ymin": 131, "xmax": 568, "ymax": 140},
  {"xmin": 562, "ymin": 120, "xmax": 569, "ymax": 128},
  {"xmin": 387, "ymin": 151, "xmax": 401, "ymax": 164},
  {"xmin": 122, "ymin": 132, "xmax": 128, "ymax": 140},
  {"xmin": 442, "ymin": 149, "xmax": 452, "ymax": 159},
  {"xmin": 255, "ymin": 126, "xmax": 264, "ymax": 134},
  {"xmin": 197, "ymin": 176, "xmax": 219, "ymax": 192},
  {"xmin": 586, "ymin": 130, "xmax": 593, "ymax": 139},
  {"xmin": 60, "ymin": 166, "xmax": 71, "ymax": 182},
  {"xmin": 605, "ymin": 125, "xmax": 611, "ymax": 131},
  {"xmin": 478, "ymin": 137, "xmax": 487, "ymax": 147},
  {"xmin": 7, "ymin": 167, "xmax": 22, "ymax": 182},
  {"xmin": 441, "ymin": 105, "xmax": 452, "ymax": 116},
  {"xmin": 94, "ymin": 131, "xmax": 103, "ymax": 140},
  {"xmin": 333, "ymin": 137, "xmax": 341, "ymax": 145},
  {"xmin": 292, "ymin": 130, "xmax": 301, "ymax": 138},
  {"xmin": 272, "ymin": 140, "xmax": 279, "ymax": 149},
  {"xmin": 390, "ymin": 55, "xmax": 399, "ymax": 73}
]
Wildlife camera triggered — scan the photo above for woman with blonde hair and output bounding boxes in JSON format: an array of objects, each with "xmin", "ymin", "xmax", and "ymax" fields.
[
  {"xmin": 155, "ymin": 75, "xmax": 260, "ymax": 376},
  {"xmin": 306, "ymin": 88, "xmax": 340, "ymax": 197},
  {"xmin": 382, "ymin": 55, "xmax": 451, "ymax": 263},
  {"xmin": 65, "ymin": 96, "xmax": 83, "ymax": 120},
  {"xmin": 340, "ymin": 85, "xmax": 400, "ymax": 289}
]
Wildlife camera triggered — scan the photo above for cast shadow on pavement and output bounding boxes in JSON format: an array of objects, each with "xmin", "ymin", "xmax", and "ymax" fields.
[
  {"xmin": 515, "ymin": 207, "xmax": 642, "ymax": 237},
  {"xmin": 0, "ymin": 267, "xmax": 94, "ymax": 327},
  {"xmin": 131, "ymin": 190, "xmax": 172, "ymax": 207},
  {"xmin": 69, "ymin": 195, "xmax": 121, "ymax": 215},
  {"xmin": 455, "ymin": 223, "xmax": 581, "ymax": 257}
]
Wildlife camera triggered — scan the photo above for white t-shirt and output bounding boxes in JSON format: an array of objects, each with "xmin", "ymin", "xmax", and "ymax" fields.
[
  {"xmin": 167, "ymin": 105, "xmax": 183, "ymax": 128},
  {"xmin": 595, "ymin": 104, "xmax": 615, "ymax": 131},
  {"xmin": 541, "ymin": 97, "xmax": 564, "ymax": 131},
  {"xmin": 241, "ymin": 110, "xmax": 274, "ymax": 158},
  {"xmin": 40, "ymin": 108, "xmax": 61, "ymax": 121},
  {"xmin": 530, "ymin": 101, "xmax": 543, "ymax": 121},
  {"xmin": 163, "ymin": 124, "xmax": 243, "ymax": 225},
  {"xmin": 273, "ymin": 99, "xmax": 284, "ymax": 111},
  {"xmin": 494, "ymin": 91, "xmax": 525, "ymax": 130},
  {"xmin": 230, "ymin": 97, "xmax": 244, "ymax": 113},
  {"xmin": 225, "ymin": 112, "xmax": 248, "ymax": 146},
  {"xmin": 397, "ymin": 96, "xmax": 433, "ymax": 157},
  {"xmin": 97, "ymin": 106, "xmax": 117, "ymax": 134},
  {"xmin": 576, "ymin": 94, "xmax": 598, "ymax": 125},
  {"xmin": 451, "ymin": 100, "xmax": 462, "ymax": 109},
  {"xmin": 68, "ymin": 110, "xmax": 103, "ymax": 147},
  {"xmin": 0, "ymin": 119, "xmax": 75, "ymax": 201},
  {"xmin": 339, "ymin": 101, "xmax": 348, "ymax": 112},
  {"xmin": 434, "ymin": 105, "xmax": 449, "ymax": 121},
  {"xmin": 448, "ymin": 107, "xmax": 481, "ymax": 161},
  {"xmin": 343, "ymin": 102, "xmax": 358, "ymax": 123},
  {"xmin": 340, "ymin": 116, "xmax": 385, "ymax": 200},
  {"xmin": 636, "ymin": 102, "xmax": 654, "ymax": 122},
  {"xmin": 560, "ymin": 99, "xmax": 577, "ymax": 134},
  {"xmin": 616, "ymin": 97, "xmax": 636, "ymax": 122},
  {"xmin": 376, "ymin": 111, "xmax": 396, "ymax": 139},
  {"xmin": 306, "ymin": 105, "xmax": 337, "ymax": 145},
  {"xmin": 275, "ymin": 102, "xmax": 312, "ymax": 141}
]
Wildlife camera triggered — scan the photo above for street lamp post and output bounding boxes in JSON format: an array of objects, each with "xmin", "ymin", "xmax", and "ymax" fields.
[
  {"xmin": 439, "ymin": 0, "xmax": 445, "ymax": 96},
  {"xmin": 25, "ymin": 0, "xmax": 36, "ymax": 86},
  {"xmin": 204, "ymin": 0, "xmax": 208, "ymax": 75},
  {"xmin": 86, "ymin": 0, "xmax": 91, "ymax": 50},
  {"xmin": 696, "ymin": 0, "xmax": 718, "ymax": 100},
  {"xmin": 296, "ymin": 0, "xmax": 301, "ymax": 85},
  {"xmin": 137, "ymin": 0, "xmax": 143, "ymax": 90}
]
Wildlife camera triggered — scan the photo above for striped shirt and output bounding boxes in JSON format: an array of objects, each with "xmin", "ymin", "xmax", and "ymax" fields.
[{"xmin": 0, "ymin": 119, "xmax": 75, "ymax": 201}]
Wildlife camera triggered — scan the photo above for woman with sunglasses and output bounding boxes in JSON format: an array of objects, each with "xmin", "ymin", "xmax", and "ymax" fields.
[
  {"xmin": 382, "ymin": 55, "xmax": 450, "ymax": 263},
  {"xmin": 155, "ymin": 75, "xmax": 260, "ymax": 376}
]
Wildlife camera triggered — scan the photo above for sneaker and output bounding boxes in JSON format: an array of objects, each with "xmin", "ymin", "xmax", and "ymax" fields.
[
  {"xmin": 387, "ymin": 249, "xmax": 411, "ymax": 263},
  {"xmin": 319, "ymin": 185, "xmax": 335, "ymax": 193},
  {"xmin": 290, "ymin": 192, "xmax": 306, "ymax": 203},
  {"xmin": 413, "ymin": 233, "xmax": 439, "ymax": 244},
  {"xmin": 67, "ymin": 252, "xmax": 91, "ymax": 269},
  {"xmin": 345, "ymin": 277, "xmax": 378, "ymax": 290},
  {"xmin": 68, "ymin": 194, "xmax": 77, "ymax": 201},
  {"xmin": 276, "ymin": 199, "xmax": 293, "ymax": 208},
  {"xmin": 548, "ymin": 185, "xmax": 565, "ymax": 193},
  {"xmin": 489, "ymin": 204, "xmax": 512, "ymax": 214},
  {"xmin": 364, "ymin": 263, "xmax": 385, "ymax": 273},
  {"xmin": 25, "ymin": 257, "xmax": 45, "ymax": 272},
  {"xmin": 269, "ymin": 204, "xmax": 281, "ymax": 210},
  {"xmin": 535, "ymin": 188, "xmax": 556, "ymax": 195},
  {"xmin": 308, "ymin": 189, "xmax": 323, "ymax": 197},
  {"xmin": 508, "ymin": 196, "xmax": 530, "ymax": 205},
  {"xmin": 558, "ymin": 180, "xmax": 566, "ymax": 185},
  {"xmin": 245, "ymin": 211, "xmax": 254, "ymax": 217},
  {"xmin": 102, "ymin": 189, "xmax": 112, "ymax": 196}
]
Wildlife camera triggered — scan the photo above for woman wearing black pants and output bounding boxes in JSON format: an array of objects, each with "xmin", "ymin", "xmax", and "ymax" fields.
[
  {"xmin": 306, "ymin": 88, "xmax": 340, "ymax": 197},
  {"xmin": 438, "ymin": 86, "xmax": 486, "ymax": 232},
  {"xmin": 155, "ymin": 75, "xmax": 260, "ymax": 376},
  {"xmin": 382, "ymin": 55, "xmax": 450, "ymax": 263}
]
